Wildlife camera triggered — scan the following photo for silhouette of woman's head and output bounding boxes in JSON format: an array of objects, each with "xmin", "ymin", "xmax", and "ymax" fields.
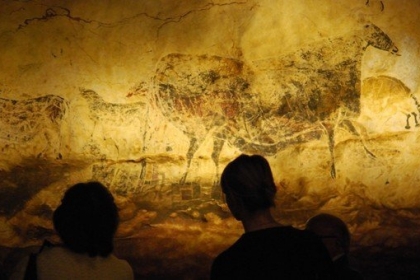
[
  {"xmin": 53, "ymin": 181, "xmax": 119, "ymax": 257},
  {"xmin": 221, "ymin": 154, "xmax": 277, "ymax": 213}
]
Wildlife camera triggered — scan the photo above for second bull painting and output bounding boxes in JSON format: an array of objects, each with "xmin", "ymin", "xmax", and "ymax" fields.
[
  {"xmin": 1, "ymin": 1, "xmax": 420, "ymax": 278},
  {"xmin": 1, "ymin": 18, "xmax": 414, "ymax": 207}
]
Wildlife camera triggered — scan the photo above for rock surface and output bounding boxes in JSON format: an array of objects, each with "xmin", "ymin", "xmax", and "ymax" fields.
[{"xmin": 1, "ymin": 0, "xmax": 420, "ymax": 279}]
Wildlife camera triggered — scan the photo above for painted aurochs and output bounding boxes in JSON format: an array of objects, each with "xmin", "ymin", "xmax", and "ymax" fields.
[
  {"xmin": 0, "ymin": 94, "xmax": 68, "ymax": 158},
  {"xmin": 154, "ymin": 22, "xmax": 399, "ymax": 187}
]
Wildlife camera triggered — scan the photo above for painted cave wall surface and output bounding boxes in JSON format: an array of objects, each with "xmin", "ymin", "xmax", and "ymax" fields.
[{"xmin": 1, "ymin": 0, "xmax": 420, "ymax": 278}]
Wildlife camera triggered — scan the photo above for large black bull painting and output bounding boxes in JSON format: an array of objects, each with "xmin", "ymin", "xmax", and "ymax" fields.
[{"xmin": 154, "ymin": 22, "xmax": 399, "ymax": 184}]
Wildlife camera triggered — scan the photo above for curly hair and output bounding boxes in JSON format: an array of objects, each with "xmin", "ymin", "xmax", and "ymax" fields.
[{"xmin": 53, "ymin": 181, "xmax": 119, "ymax": 257}]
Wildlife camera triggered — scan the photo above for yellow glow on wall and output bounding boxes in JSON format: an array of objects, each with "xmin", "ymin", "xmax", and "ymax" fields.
[{"xmin": 1, "ymin": 0, "xmax": 420, "ymax": 278}]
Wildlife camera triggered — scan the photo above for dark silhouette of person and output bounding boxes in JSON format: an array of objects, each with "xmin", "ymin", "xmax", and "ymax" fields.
[
  {"xmin": 10, "ymin": 181, "xmax": 133, "ymax": 280},
  {"xmin": 210, "ymin": 154, "xmax": 335, "ymax": 280},
  {"xmin": 306, "ymin": 213, "xmax": 364, "ymax": 280}
]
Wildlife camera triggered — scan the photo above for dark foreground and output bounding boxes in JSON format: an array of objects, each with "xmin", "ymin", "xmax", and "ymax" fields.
[{"xmin": 2, "ymin": 234, "xmax": 420, "ymax": 280}]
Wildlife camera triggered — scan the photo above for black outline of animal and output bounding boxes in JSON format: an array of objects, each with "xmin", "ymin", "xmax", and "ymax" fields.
[
  {"xmin": 154, "ymin": 22, "xmax": 399, "ymax": 187},
  {"xmin": 80, "ymin": 89, "xmax": 150, "ymax": 176}
]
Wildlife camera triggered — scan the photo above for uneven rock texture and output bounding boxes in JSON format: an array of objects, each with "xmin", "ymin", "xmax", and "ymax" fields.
[{"xmin": 1, "ymin": 0, "xmax": 420, "ymax": 279}]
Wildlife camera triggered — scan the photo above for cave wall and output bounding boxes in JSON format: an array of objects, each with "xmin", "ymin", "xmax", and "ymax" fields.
[{"xmin": 1, "ymin": 0, "xmax": 420, "ymax": 279}]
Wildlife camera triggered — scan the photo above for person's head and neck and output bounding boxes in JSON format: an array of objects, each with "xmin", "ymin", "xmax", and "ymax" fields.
[
  {"xmin": 53, "ymin": 181, "xmax": 119, "ymax": 257},
  {"xmin": 305, "ymin": 213, "xmax": 350, "ymax": 261},
  {"xmin": 221, "ymin": 154, "xmax": 279, "ymax": 233}
]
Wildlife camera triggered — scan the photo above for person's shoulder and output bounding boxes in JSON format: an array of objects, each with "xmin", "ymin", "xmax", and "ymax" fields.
[
  {"xmin": 271, "ymin": 226, "xmax": 319, "ymax": 241},
  {"xmin": 277, "ymin": 227, "xmax": 331, "ymax": 259},
  {"xmin": 211, "ymin": 236, "xmax": 246, "ymax": 270},
  {"xmin": 211, "ymin": 249, "xmax": 238, "ymax": 280},
  {"xmin": 108, "ymin": 253, "xmax": 132, "ymax": 267},
  {"xmin": 106, "ymin": 254, "xmax": 134, "ymax": 277},
  {"xmin": 335, "ymin": 259, "xmax": 364, "ymax": 280},
  {"xmin": 37, "ymin": 244, "xmax": 68, "ymax": 259}
]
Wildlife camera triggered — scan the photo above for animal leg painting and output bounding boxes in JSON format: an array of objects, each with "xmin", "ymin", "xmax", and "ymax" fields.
[{"xmin": 154, "ymin": 21, "xmax": 400, "ymax": 183}]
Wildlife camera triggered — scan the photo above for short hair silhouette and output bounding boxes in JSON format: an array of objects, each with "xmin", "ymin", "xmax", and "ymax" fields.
[
  {"xmin": 211, "ymin": 155, "xmax": 336, "ymax": 279},
  {"xmin": 53, "ymin": 181, "xmax": 119, "ymax": 257},
  {"xmin": 221, "ymin": 154, "xmax": 277, "ymax": 212},
  {"xmin": 306, "ymin": 213, "xmax": 351, "ymax": 254}
]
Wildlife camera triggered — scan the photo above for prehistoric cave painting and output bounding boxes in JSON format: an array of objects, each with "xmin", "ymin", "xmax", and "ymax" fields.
[
  {"xmin": 80, "ymin": 89, "xmax": 149, "ymax": 131},
  {"xmin": 91, "ymin": 161, "xmax": 167, "ymax": 199},
  {"xmin": 16, "ymin": 7, "xmax": 92, "ymax": 30},
  {"xmin": 171, "ymin": 181, "xmax": 204, "ymax": 207},
  {"xmin": 252, "ymin": 23, "xmax": 398, "ymax": 116},
  {"xmin": 154, "ymin": 22, "xmax": 399, "ymax": 184},
  {"xmin": 250, "ymin": 22, "xmax": 399, "ymax": 177},
  {"xmin": 361, "ymin": 75, "xmax": 419, "ymax": 131},
  {"xmin": 155, "ymin": 54, "xmax": 254, "ymax": 187},
  {"xmin": 365, "ymin": 0, "xmax": 384, "ymax": 12},
  {"xmin": 91, "ymin": 160, "xmax": 214, "ymax": 207},
  {"xmin": 80, "ymin": 89, "xmax": 150, "ymax": 160},
  {"xmin": 0, "ymin": 94, "xmax": 68, "ymax": 158}
]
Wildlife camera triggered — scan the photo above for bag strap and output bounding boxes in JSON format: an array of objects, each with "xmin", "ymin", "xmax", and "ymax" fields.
[
  {"xmin": 23, "ymin": 240, "xmax": 54, "ymax": 280},
  {"xmin": 23, "ymin": 253, "xmax": 37, "ymax": 280}
]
